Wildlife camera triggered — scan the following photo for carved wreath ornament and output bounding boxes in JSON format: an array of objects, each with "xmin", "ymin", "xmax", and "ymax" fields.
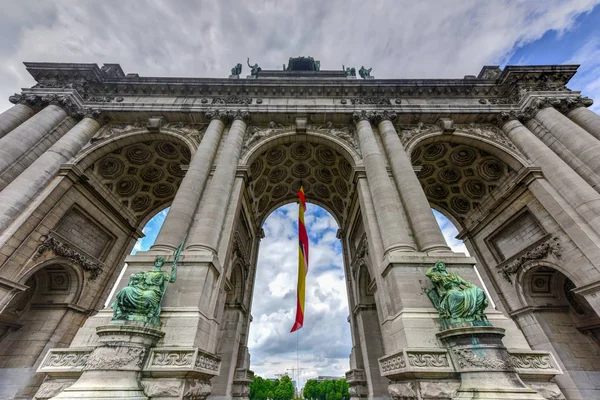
[{"xmin": 35, "ymin": 235, "xmax": 103, "ymax": 279}]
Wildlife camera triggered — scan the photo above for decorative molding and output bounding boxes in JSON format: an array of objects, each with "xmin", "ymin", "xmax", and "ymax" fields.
[
  {"xmin": 163, "ymin": 122, "xmax": 208, "ymax": 144},
  {"xmin": 406, "ymin": 352, "xmax": 449, "ymax": 368},
  {"xmin": 455, "ymin": 123, "xmax": 518, "ymax": 151},
  {"xmin": 350, "ymin": 235, "xmax": 368, "ymax": 279},
  {"xmin": 150, "ymin": 350, "xmax": 194, "ymax": 367},
  {"xmin": 453, "ymin": 348, "xmax": 514, "ymax": 371},
  {"xmin": 397, "ymin": 123, "xmax": 442, "ymax": 147},
  {"xmin": 35, "ymin": 234, "xmax": 103, "ymax": 280},
  {"xmin": 554, "ymin": 96, "xmax": 594, "ymax": 114},
  {"xmin": 212, "ymin": 97, "xmax": 253, "ymax": 105},
  {"xmin": 195, "ymin": 352, "xmax": 221, "ymax": 372},
  {"xmin": 84, "ymin": 347, "xmax": 145, "ymax": 370},
  {"xmin": 38, "ymin": 348, "xmax": 93, "ymax": 373},
  {"xmin": 308, "ymin": 122, "xmax": 359, "ymax": 151},
  {"xmin": 498, "ymin": 237, "xmax": 562, "ymax": 283},
  {"xmin": 510, "ymin": 354, "xmax": 554, "ymax": 370},
  {"xmin": 345, "ymin": 369, "xmax": 366, "ymax": 383},
  {"xmin": 350, "ymin": 97, "xmax": 390, "ymax": 105},
  {"xmin": 242, "ymin": 122, "xmax": 292, "ymax": 153},
  {"xmin": 379, "ymin": 353, "xmax": 406, "ymax": 373}
]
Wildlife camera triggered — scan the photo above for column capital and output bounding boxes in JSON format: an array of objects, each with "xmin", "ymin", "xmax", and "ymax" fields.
[
  {"xmin": 352, "ymin": 110, "xmax": 374, "ymax": 123},
  {"xmin": 493, "ymin": 111, "xmax": 522, "ymax": 127},
  {"xmin": 372, "ymin": 111, "xmax": 398, "ymax": 124},
  {"xmin": 41, "ymin": 93, "xmax": 80, "ymax": 116},
  {"xmin": 204, "ymin": 109, "xmax": 250, "ymax": 124},
  {"xmin": 554, "ymin": 96, "xmax": 594, "ymax": 114},
  {"xmin": 8, "ymin": 93, "xmax": 44, "ymax": 110},
  {"xmin": 232, "ymin": 110, "xmax": 250, "ymax": 123},
  {"xmin": 75, "ymin": 107, "xmax": 103, "ymax": 121}
]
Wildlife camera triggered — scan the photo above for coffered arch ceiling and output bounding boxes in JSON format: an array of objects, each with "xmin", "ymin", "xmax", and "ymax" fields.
[
  {"xmin": 412, "ymin": 142, "xmax": 516, "ymax": 225},
  {"xmin": 248, "ymin": 142, "xmax": 354, "ymax": 228},
  {"xmin": 87, "ymin": 139, "xmax": 191, "ymax": 224}
]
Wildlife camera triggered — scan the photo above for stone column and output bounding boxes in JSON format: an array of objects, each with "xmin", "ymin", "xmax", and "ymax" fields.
[
  {"xmin": 353, "ymin": 111, "xmax": 416, "ymax": 255},
  {"xmin": 531, "ymin": 100, "xmax": 600, "ymax": 182},
  {"xmin": 0, "ymin": 100, "xmax": 69, "ymax": 188},
  {"xmin": 0, "ymin": 94, "xmax": 38, "ymax": 139},
  {"xmin": 187, "ymin": 111, "xmax": 249, "ymax": 252},
  {"xmin": 152, "ymin": 111, "xmax": 227, "ymax": 251},
  {"xmin": 375, "ymin": 111, "xmax": 450, "ymax": 253},
  {"xmin": 559, "ymin": 97, "xmax": 600, "ymax": 141},
  {"xmin": 500, "ymin": 114, "xmax": 600, "ymax": 236},
  {"xmin": 0, "ymin": 110, "xmax": 101, "ymax": 232}
]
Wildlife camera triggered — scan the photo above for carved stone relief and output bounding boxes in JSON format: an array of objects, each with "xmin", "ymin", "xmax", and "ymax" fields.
[
  {"xmin": 35, "ymin": 235, "xmax": 103, "ymax": 280},
  {"xmin": 453, "ymin": 348, "xmax": 514, "ymax": 371},
  {"xmin": 308, "ymin": 122, "xmax": 359, "ymax": 152},
  {"xmin": 398, "ymin": 123, "xmax": 441, "ymax": 147},
  {"xmin": 498, "ymin": 237, "xmax": 562, "ymax": 283}
]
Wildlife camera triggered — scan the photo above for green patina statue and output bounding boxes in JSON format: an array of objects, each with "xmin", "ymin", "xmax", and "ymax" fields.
[
  {"xmin": 343, "ymin": 65, "xmax": 356, "ymax": 77},
  {"xmin": 112, "ymin": 239, "xmax": 184, "ymax": 326},
  {"xmin": 231, "ymin": 63, "xmax": 242, "ymax": 76},
  {"xmin": 247, "ymin": 58, "xmax": 261, "ymax": 77},
  {"xmin": 358, "ymin": 66, "xmax": 372, "ymax": 79},
  {"xmin": 425, "ymin": 261, "xmax": 491, "ymax": 329}
]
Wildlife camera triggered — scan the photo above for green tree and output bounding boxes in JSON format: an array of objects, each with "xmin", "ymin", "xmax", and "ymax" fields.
[
  {"xmin": 302, "ymin": 378, "xmax": 349, "ymax": 400},
  {"xmin": 274, "ymin": 375, "xmax": 295, "ymax": 400}
]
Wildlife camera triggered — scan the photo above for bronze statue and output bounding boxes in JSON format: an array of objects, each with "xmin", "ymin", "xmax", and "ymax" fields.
[
  {"xmin": 112, "ymin": 239, "xmax": 184, "ymax": 326},
  {"xmin": 230, "ymin": 63, "xmax": 242, "ymax": 76},
  {"xmin": 247, "ymin": 58, "xmax": 261, "ymax": 77},
  {"xmin": 343, "ymin": 65, "xmax": 356, "ymax": 77},
  {"xmin": 425, "ymin": 260, "xmax": 491, "ymax": 329},
  {"xmin": 358, "ymin": 66, "xmax": 372, "ymax": 79}
]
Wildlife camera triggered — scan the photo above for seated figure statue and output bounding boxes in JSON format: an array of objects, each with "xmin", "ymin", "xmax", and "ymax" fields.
[
  {"xmin": 425, "ymin": 260, "xmax": 491, "ymax": 329},
  {"xmin": 112, "ymin": 255, "xmax": 176, "ymax": 325}
]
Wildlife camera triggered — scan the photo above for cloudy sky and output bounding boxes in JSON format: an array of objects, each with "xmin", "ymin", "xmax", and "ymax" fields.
[{"xmin": 5, "ymin": 0, "xmax": 600, "ymax": 388}]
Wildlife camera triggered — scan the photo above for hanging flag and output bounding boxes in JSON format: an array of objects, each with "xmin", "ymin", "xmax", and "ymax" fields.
[{"xmin": 291, "ymin": 186, "xmax": 309, "ymax": 332}]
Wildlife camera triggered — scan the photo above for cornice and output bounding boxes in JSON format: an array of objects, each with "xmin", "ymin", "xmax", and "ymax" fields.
[{"xmin": 23, "ymin": 62, "xmax": 579, "ymax": 104}]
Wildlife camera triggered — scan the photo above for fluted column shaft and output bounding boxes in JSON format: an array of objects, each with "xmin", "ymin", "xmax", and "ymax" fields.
[
  {"xmin": 502, "ymin": 118, "xmax": 600, "ymax": 235},
  {"xmin": 0, "ymin": 103, "xmax": 36, "ymax": 139},
  {"xmin": 0, "ymin": 116, "xmax": 101, "ymax": 232},
  {"xmin": 567, "ymin": 106, "xmax": 600, "ymax": 142},
  {"xmin": 534, "ymin": 106, "xmax": 600, "ymax": 181},
  {"xmin": 152, "ymin": 117, "xmax": 227, "ymax": 251},
  {"xmin": 354, "ymin": 115, "xmax": 416, "ymax": 254},
  {"xmin": 187, "ymin": 116, "xmax": 248, "ymax": 252},
  {"xmin": 377, "ymin": 118, "xmax": 450, "ymax": 252},
  {"xmin": 0, "ymin": 104, "xmax": 68, "ymax": 186}
]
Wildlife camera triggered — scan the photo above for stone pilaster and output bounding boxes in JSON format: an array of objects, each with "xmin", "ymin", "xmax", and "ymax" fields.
[
  {"xmin": 0, "ymin": 94, "xmax": 39, "ymax": 139},
  {"xmin": 0, "ymin": 109, "xmax": 102, "ymax": 232},
  {"xmin": 0, "ymin": 96, "xmax": 74, "ymax": 190},
  {"xmin": 499, "ymin": 113, "xmax": 600, "ymax": 237},
  {"xmin": 187, "ymin": 111, "xmax": 249, "ymax": 252},
  {"xmin": 353, "ymin": 111, "xmax": 416, "ymax": 255},
  {"xmin": 529, "ymin": 98, "xmax": 600, "ymax": 185},
  {"xmin": 152, "ymin": 111, "xmax": 228, "ymax": 251},
  {"xmin": 375, "ymin": 111, "xmax": 450, "ymax": 253}
]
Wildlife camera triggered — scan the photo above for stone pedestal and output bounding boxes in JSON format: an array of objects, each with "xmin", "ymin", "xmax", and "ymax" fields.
[
  {"xmin": 437, "ymin": 327, "xmax": 543, "ymax": 400},
  {"xmin": 345, "ymin": 369, "xmax": 368, "ymax": 400},
  {"xmin": 46, "ymin": 323, "xmax": 164, "ymax": 399}
]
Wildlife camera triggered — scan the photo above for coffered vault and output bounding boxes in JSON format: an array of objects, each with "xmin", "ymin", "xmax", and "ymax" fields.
[{"xmin": 0, "ymin": 59, "xmax": 599, "ymax": 400}]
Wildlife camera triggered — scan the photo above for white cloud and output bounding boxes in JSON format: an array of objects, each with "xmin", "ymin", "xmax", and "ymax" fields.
[
  {"xmin": 567, "ymin": 37, "xmax": 600, "ymax": 112},
  {"xmin": 1, "ymin": 0, "xmax": 598, "ymax": 111}
]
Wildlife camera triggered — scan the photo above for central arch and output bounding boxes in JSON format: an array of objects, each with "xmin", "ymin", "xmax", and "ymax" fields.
[{"xmin": 211, "ymin": 130, "xmax": 388, "ymax": 400}]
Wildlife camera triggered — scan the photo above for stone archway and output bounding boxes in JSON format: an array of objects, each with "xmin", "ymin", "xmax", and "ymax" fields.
[{"xmin": 210, "ymin": 132, "xmax": 389, "ymax": 400}]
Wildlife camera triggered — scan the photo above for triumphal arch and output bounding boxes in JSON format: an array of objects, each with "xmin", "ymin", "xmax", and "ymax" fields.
[{"xmin": 0, "ymin": 57, "xmax": 600, "ymax": 399}]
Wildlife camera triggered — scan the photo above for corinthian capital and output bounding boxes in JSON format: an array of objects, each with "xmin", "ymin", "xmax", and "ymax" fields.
[
  {"xmin": 554, "ymin": 96, "xmax": 594, "ymax": 114},
  {"xmin": 8, "ymin": 93, "xmax": 43, "ymax": 108},
  {"xmin": 75, "ymin": 107, "xmax": 102, "ymax": 120},
  {"xmin": 372, "ymin": 111, "xmax": 398, "ymax": 124},
  {"xmin": 352, "ymin": 110, "xmax": 374, "ymax": 123},
  {"xmin": 494, "ymin": 111, "xmax": 522, "ymax": 127}
]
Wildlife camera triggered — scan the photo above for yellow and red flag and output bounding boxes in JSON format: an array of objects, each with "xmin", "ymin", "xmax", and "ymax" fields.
[{"xmin": 291, "ymin": 186, "xmax": 309, "ymax": 332}]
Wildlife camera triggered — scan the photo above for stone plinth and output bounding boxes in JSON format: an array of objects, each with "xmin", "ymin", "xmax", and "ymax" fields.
[
  {"xmin": 42, "ymin": 322, "xmax": 164, "ymax": 399},
  {"xmin": 437, "ymin": 326, "xmax": 543, "ymax": 399}
]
